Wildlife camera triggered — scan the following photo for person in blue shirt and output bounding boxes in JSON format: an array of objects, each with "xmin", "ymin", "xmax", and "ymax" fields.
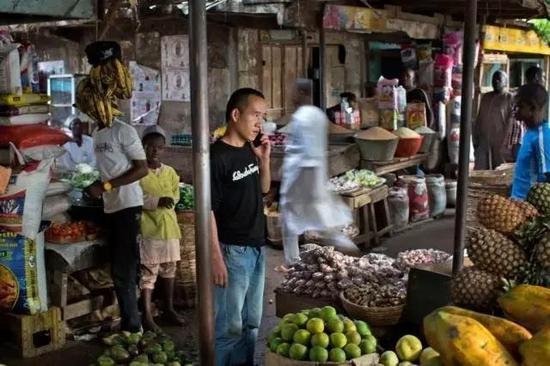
[{"xmin": 511, "ymin": 83, "xmax": 550, "ymax": 200}]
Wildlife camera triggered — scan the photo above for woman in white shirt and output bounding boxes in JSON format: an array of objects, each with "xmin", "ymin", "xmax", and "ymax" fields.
[{"xmin": 57, "ymin": 117, "xmax": 96, "ymax": 171}]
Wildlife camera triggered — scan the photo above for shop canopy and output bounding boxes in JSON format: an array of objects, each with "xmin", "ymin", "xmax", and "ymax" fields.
[{"xmin": 0, "ymin": 0, "xmax": 95, "ymax": 25}]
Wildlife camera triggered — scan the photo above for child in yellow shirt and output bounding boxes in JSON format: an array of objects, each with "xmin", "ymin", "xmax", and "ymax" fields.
[{"xmin": 139, "ymin": 125, "xmax": 184, "ymax": 332}]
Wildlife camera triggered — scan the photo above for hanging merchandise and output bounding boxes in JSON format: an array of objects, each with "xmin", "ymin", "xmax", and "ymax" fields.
[
  {"xmin": 452, "ymin": 65, "xmax": 463, "ymax": 91},
  {"xmin": 434, "ymin": 54, "xmax": 454, "ymax": 88},
  {"xmin": 406, "ymin": 103, "xmax": 427, "ymax": 130},
  {"xmin": 416, "ymin": 43, "xmax": 433, "ymax": 63},
  {"xmin": 436, "ymin": 101, "xmax": 447, "ymax": 140},
  {"xmin": 376, "ymin": 76, "xmax": 399, "ymax": 110},
  {"xmin": 426, "ymin": 174, "xmax": 447, "ymax": 217},
  {"xmin": 396, "ymin": 86, "xmax": 407, "ymax": 128},
  {"xmin": 380, "ymin": 109, "xmax": 398, "ymax": 131},
  {"xmin": 443, "ymin": 32, "xmax": 464, "ymax": 67},
  {"xmin": 418, "ymin": 61, "xmax": 434, "ymax": 90},
  {"xmin": 19, "ymin": 42, "xmax": 38, "ymax": 93},
  {"xmin": 434, "ymin": 87, "xmax": 452, "ymax": 104},
  {"xmin": 358, "ymin": 97, "xmax": 379, "ymax": 128},
  {"xmin": 401, "ymin": 44, "xmax": 417, "ymax": 69},
  {"xmin": 0, "ymin": 44, "xmax": 21, "ymax": 95},
  {"xmin": 388, "ymin": 186, "xmax": 409, "ymax": 229},
  {"xmin": 448, "ymin": 124, "xmax": 460, "ymax": 165},
  {"xmin": 450, "ymin": 96, "xmax": 461, "ymax": 124}
]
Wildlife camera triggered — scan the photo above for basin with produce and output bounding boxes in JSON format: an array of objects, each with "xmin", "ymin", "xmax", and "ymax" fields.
[
  {"xmin": 354, "ymin": 127, "xmax": 398, "ymax": 161},
  {"xmin": 393, "ymin": 127, "xmax": 423, "ymax": 158}
]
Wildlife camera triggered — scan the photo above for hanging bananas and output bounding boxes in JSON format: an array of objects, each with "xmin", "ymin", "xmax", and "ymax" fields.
[{"xmin": 77, "ymin": 57, "xmax": 132, "ymax": 127}]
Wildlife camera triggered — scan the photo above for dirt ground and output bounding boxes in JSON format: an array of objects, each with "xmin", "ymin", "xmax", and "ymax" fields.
[{"xmin": 0, "ymin": 213, "xmax": 455, "ymax": 366}]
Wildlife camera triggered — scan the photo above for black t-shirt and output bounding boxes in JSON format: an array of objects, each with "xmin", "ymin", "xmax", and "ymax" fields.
[{"xmin": 210, "ymin": 140, "xmax": 265, "ymax": 246}]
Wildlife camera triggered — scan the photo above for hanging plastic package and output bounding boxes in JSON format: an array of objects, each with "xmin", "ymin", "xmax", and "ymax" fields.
[
  {"xmin": 434, "ymin": 54, "xmax": 454, "ymax": 88},
  {"xmin": 448, "ymin": 124, "xmax": 460, "ymax": 165},
  {"xmin": 401, "ymin": 45, "xmax": 417, "ymax": 69}
]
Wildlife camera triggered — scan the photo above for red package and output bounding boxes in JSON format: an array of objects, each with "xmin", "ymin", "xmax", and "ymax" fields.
[{"xmin": 0, "ymin": 124, "xmax": 70, "ymax": 149}]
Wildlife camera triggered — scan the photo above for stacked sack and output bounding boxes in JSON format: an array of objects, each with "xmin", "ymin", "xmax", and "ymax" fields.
[{"xmin": 0, "ymin": 38, "xmax": 66, "ymax": 315}]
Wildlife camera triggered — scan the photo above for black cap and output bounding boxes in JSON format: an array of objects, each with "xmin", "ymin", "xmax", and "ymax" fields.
[{"xmin": 84, "ymin": 41, "xmax": 122, "ymax": 66}]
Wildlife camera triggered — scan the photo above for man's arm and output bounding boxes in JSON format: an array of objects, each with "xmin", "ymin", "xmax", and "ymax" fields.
[
  {"xmin": 210, "ymin": 211, "xmax": 228, "ymax": 287},
  {"xmin": 86, "ymin": 159, "xmax": 148, "ymax": 198}
]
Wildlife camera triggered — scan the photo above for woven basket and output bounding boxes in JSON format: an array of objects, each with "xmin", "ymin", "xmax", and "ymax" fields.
[
  {"xmin": 339, "ymin": 292, "xmax": 404, "ymax": 327},
  {"xmin": 469, "ymin": 169, "xmax": 513, "ymax": 186},
  {"xmin": 175, "ymin": 211, "xmax": 196, "ymax": 308},
  {"xmin": 466, "ymin": 183, "xmax": 511, "ymax": 228}
]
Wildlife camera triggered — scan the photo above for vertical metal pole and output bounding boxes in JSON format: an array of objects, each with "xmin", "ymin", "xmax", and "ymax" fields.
[
  {"xmin": 319, "ymin": 3, "xmax": 327, "ymax": 110},
  {"xmin": 302, "ymin": 30, "xmax": 308, "ymax": 78},
  {"xmin": 189, "ymin": 1, "xmax": 215, "ymax": 365},
  {"xmin": 452, "ymin": 0, "xmax": 477, "ymax": 276}
]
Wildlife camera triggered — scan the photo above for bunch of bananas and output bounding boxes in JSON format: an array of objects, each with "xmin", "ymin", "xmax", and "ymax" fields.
[{"xmin": 76, "ymin": 58, "xmax": 132, "ymax": 127}]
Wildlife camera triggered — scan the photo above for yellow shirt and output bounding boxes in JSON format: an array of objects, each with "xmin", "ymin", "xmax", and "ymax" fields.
[{"xmin": 140, "ymin": 164, "xmax": 182, "ymax": 240}]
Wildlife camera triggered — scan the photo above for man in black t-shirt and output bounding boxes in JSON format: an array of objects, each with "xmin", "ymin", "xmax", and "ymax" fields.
[{"xmin": 210, "ymin": 88, "xmax": 271, "ymax": 366}]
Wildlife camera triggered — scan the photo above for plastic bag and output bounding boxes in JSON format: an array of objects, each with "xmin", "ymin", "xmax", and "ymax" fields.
[
  {"xmin": 447, "ymin": 124, "xmax": 460, "ymax": 165},
  {"xmin": 401, "ymin": 45, "xmax": 417, "ymax": 69},
  {"xmin": 377, "ymin": 77, "xmax": 399, "ymax": 110},
  {"xmin": 407, "ymin": 176, "xmax": 430, "ymax": 222},
  {"xmin": 443, "ymin": 32, "xmax": 463, "ymax": 67},
  {"xmin": 406, "ymin": 103, "xmax": 427, "ymax": 130},
  {"xmin": 42, "ymin": 194, "xmax": 71, "ymax": 220},
  {"xmin": 0, "ymin": 159, "xmax": 52, "ymax": 238},
  {"xmin": 0, "ymin": 113, "xmax": 50, "ymax": 126},
  {"xmin": 358, "ymin": 98, "xmax": 379, "ymax": 128},
  {"xmin": 388, "ymin": 186, "xmax": 409, "ymax": 229},
  {"xmin": 417, "ymin": 43, "xmax": 433, "ymax": 63},
  {"xmin": 418, "ymin": 61, "xmax": 434, "ymax": 90},
  {"xmin": 0, "ymin": 124, "xmax": 69, "ymax": 149},
  {"xmin": 380, "ymin": 109, "xmax": 398, "ymax": 131},
  {"xmin": 434, "ymin": 54, "xmax": 453, "ymax": 88},
  {"xmin": 0, "ymin": 229, "xmax": 47, "ymax": 314}
]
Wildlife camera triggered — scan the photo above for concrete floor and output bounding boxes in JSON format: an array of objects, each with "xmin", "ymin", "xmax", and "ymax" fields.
[{"xmin": 0, "ymin": 213, "xmax": 455, "ymax": 366}]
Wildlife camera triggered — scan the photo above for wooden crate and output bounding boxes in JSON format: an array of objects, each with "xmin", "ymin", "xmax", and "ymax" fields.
[{"xmin": 0, "ymin": 307, "xmax": 65, "ymax": 358}]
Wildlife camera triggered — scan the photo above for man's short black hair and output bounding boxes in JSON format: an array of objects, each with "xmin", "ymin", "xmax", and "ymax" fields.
[
  {"xmin": 142, "ymin": 132, "xmax": 165, "ymax": 145},
  {"xmin": 225, "ymin": 88, "xmax": 265, "ymax": 123},
  {"xmin": 517, "ymin": 83, "xmax": 548, "ymax": 110},
  {"xmin": 340, "ymin": 92, "xmax": 357, "ymax": 102},
  {"xmin": 525, "ymin": 66, "xmax": 543, "ymax": 83}
]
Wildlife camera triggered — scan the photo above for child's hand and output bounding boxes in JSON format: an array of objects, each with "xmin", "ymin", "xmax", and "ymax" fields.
[{"xmin": 158, "ymin": 197, "xmax": 175, "ymax": 209}]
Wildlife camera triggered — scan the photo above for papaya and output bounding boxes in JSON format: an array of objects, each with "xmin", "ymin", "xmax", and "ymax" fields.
[
  {"xmin": 519, "ymin": 325, "xmax": 550, "ymax": 366},
  {"xmin": 439, "ymin": 306, "xmax": 532, "ymax": 355},
  {"xmin": 497, "ymin": 284, "xmax": 550, "ymax": 332},
  {"xmin": 423, "ymin": 310, "xmax": 518, "ymax": 366}
]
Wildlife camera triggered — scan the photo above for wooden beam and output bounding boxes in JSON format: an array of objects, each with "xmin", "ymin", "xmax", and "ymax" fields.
[{"xmin": 0, "ymin": 0, "xmax": 95, "ymax": 19}]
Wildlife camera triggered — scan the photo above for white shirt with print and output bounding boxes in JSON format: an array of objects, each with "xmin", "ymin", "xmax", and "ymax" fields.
[{"xmin": 93, "ymin": 120, "xmax": 146, "ymax": 213}]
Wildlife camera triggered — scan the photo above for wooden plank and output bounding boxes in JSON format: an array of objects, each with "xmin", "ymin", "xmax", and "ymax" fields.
[
  {"xmin": 262, "ymin": 46, "xmax": 273, "ymax": 109},
  {"xmin": 271, "ymin": 46, "xmax": 283, "ymax": 111},
  {"xmin": 297, "ymin": 46, "xmax": 304, "ymax": 78},
  {"xmin": 284, "ymin": 46, "xmax": 298, "ymax": 114},
  {"xmin": 63, "ymin": 295, "xmax": 105, "ymax": 321},
  {"xmin": 360, "ymin": 154, "xmax": 428, "ymax": 176}
]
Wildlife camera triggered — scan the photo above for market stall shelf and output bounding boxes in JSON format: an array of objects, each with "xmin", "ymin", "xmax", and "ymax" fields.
[
  {"xmin": 45, "ymin": 240, "xmax": 112, "ymax": 321},
  {"xmin": 359, "ymin": 153, "xmax": 428, "ymax": 176},
  {"xmin": 175, "ymin": 211, "xmax": 197, "ymax": 309},
  {"xmin": 160, "ymin": 144, "xmax": 360, "ymax": 183}
]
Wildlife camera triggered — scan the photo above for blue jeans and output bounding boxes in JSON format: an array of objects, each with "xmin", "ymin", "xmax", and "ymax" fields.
[{"xmin": 215, "ymin": 244, "xmax": 265, "ymax": 366}]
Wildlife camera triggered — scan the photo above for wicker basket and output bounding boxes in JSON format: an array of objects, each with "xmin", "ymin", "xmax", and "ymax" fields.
[
  {"xmin": 339, "ymin": 292, "xmax": 404, "ymax": 327},
  {"xmin": 175, "ymin": 211, "xmax": 196, "ymax": 308}
]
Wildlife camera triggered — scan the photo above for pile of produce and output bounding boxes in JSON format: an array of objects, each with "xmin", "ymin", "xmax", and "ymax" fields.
[
  {"xmin": 63, "ymin": 163, "xmax": 100, "ymax": 189},
  {"xmin": 394, "ymin": 249, "xmax": 450, "ymax": 272},
  {"xmin": 377, "ymin": 334, "xmax": 440, "ymax": 366},
  {"xmin": 95, "ymin": 330, "xmax": 193, "ymax": 366},
  {"xmin": 176, "ymin": 183, "xmax": 194, "ymax": 211},
  {"xmin": 424, "ymin": 290, "xmax": 550, "ymax": 366},
  {"xmin": 344, "ymin": 169, "xmax": 385, "ymax": 189},
  {"xmin": 277, "ymin": 245, "xmax": 449, "ymax": 303},
  {"xmin": 45, "ymin": 220, "xmax": 101, "ymax": 243},
  {"xmin": 267, "ymin": 306, "xmax": 378, "ymax": 362},
  {"xmin": 328, "ymin": 175, "xmax": 361, "ymax": 194},
  {"xmin": 453, "ymin": 185, "xmax": 550, "ymax": 310}
]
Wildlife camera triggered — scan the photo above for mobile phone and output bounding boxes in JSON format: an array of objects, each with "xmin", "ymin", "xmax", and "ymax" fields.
[{"xmin": 253, "ymin": 132, "xmax": 264, "ymax": 147}]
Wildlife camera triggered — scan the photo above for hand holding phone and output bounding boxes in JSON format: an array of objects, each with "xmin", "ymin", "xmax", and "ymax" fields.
[{"xmin": 253, "ymin": 132, "xmax": 264, "ymax": 147}]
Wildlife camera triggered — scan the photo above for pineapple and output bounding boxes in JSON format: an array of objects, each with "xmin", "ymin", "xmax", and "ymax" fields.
[
  {"xmin": 512, "ymin": 200, "xmax": 539, "ymax": 218},
  {"xmin": 451, "ymin": 267, "xmax": 503, "ymax": 310},
  {"xmin": 467, "ymin": 227, "xmax": 528, "ymax": 278},
  {"xmin": 527, "ymin": 183, "xmax": 550, "ymax": 216},
  {"xmin": 534, "ymin": 233, "xmax": 550, "ymax": 269},
  {"xmin": 477, "ymin": 194, "xmax": 525, "ymax": 235}
]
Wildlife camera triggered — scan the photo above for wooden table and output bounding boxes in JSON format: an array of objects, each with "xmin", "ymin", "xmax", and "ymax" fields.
[
  {"xmin": 360, "ymin": 153, "xmax": 428, "ymax": 176},
  {"xmin": 160, "ymin": 143, "xmax": 360, "ymax": 183},
  {"xmin": 339, "ymin": 185, "xmax": 392, "ymax": 248},
  {"xmin": 46, "ymin": 240, "xmax": 111, "ymax": 321}
]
